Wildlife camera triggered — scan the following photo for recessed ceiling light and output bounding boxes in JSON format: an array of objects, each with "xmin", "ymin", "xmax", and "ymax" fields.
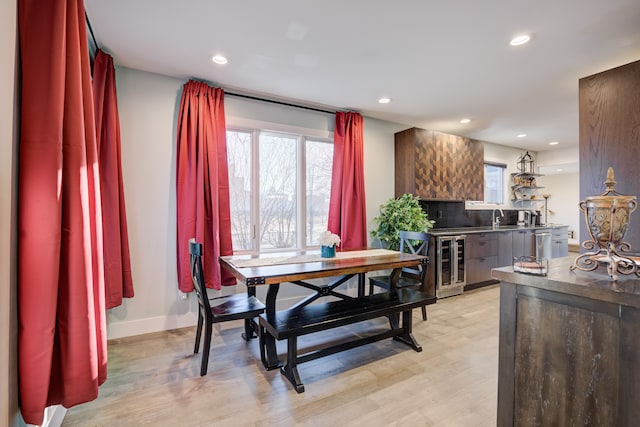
[
  {"xmin": 556, "ymin": 168, "xmax": 564, "ymax": 172},
  {"xmin": 211, "ymin": 55, "xmax": 228, "ymax": 65},
  {"xmin": 378, "ymin": 97, "xmax": 391, "ymax": 104},
  {"xmin": 460, "ymin": 118, "xmax": 471, "ymax": 124},
  {"xmin": 517, "ymin": 133, "xmax": 527, "ymax": 138},
  {"xmin": 510, "ymin": 34, "xmax": 531, "ymax": 46},
  {"xmin": 549, "ymin": 141, "xmax": 559, "ymax": 146}
]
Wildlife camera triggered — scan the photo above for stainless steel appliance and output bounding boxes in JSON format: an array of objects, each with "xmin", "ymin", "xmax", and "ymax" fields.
[
  {"xmin": 436, "ymin": 235, "xmax": 466, "ymax": 298},
  {"xmin": 535, "ymin": 231, "xmax": 551, "ymax": 260}
]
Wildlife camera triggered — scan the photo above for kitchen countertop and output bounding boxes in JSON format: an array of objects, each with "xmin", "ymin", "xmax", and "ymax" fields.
[
  {"xmin": 492, "ymin": 256, "xmax": 640, "ymax": 309},
  {"xmin": 429, "ymin": 224, "xmax": 568, "ymax": 236}
]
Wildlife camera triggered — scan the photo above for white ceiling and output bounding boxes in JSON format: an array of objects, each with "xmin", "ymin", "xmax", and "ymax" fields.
[{"xmin": 85, "ymin": 0, "xmax": 640, "ymax": 153}]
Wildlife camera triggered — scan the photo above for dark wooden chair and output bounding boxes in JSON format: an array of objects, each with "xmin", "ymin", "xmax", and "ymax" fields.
[
  {"xmin": 369, "ymin": 231, "xmax": 431, "ymax": 320},
  {"xmin": 189, "ymin": 238, "xmax": 265, "ymax": 376}
]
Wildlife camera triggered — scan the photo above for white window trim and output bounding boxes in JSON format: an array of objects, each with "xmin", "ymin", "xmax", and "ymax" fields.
[
  {"xmin": 466, "ymin": 161, "xmax": 508, "ymax": 209},
  {"xmin": 226, "ymin": 116, "xmax": 333, "ymax": 140},
  {"xmin": 226, "ymin": 124, "xmax": 333, "ymax": 255}
]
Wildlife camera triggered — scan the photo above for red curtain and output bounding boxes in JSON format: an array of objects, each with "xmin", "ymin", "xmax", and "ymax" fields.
[
  {"xmin": 93, "ymin": 49, "xmax": 135, "ymax": 309},
  {"xmin": 18, "ymin": 0, "xmax": 107, "ymax": 425},
  {"xmin": 328, "ymin": 112, "xmax": 368, "ymax": 249},
  {"xmin": 176, "ymin": 80, "xmax": 235, "ymax": 292}
]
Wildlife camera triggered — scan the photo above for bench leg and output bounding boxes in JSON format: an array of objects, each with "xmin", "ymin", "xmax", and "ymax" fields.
[
  {"xmin": 387, "ymin": 312, "xmax": 400, "ymax": 330},
  {"xmin": 260, "ymin": 329, "xmax": 281, "ymax": 370},
  {"xmin": 241, "ymin": 317, "xmax": 261, "ymax": 341},
  {"xmin": 393, "ymin": 309, "xmax": 422, "ymax": 352},
  {"xmin": 280, "ymin": 337, "xmax": 305, "ymax": 393}
]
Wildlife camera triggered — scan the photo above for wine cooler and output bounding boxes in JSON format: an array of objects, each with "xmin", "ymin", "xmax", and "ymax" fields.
[{"xmin": 436, "ymin": 235, "xmax": 466, "ymax": 298}]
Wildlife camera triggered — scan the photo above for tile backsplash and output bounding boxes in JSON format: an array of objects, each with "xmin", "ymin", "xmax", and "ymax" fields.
[{"xmin": 420, "ymin": 200, "xmax": 539, "ymax": 229}]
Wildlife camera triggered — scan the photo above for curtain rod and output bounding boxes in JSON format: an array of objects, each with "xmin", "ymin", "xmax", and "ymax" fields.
[
  {"xmin": 85, "ymin": 13, "xmax": 99, "ymax": 50},
  {"xmin": 225, "ymin": 91, "xmax": 337, "ymax": 115}
]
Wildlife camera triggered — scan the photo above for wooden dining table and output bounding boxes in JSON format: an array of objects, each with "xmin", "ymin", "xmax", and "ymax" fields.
[{"xmin": 219, "ymin": 248, "xmax": 428, "ymax": 371}]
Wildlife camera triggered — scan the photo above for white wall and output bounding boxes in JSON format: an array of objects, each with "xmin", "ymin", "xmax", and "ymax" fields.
[
  {"xmin": 108, "ymin": 67, "xmax": 399, "ymax": 338},
  {"xmin": 108, "ymin": 68, "xmax": 195, "ymax": 338},
  {"xmin": 109, "ymin": 69, "xmax": 583, "ymax": 339},
  {"xmin": 362, "ymin": 118, "xmax": 408, "ymax": 234},
  {"xmin": 1, "ymin": 0, "xmax": 20, "ymax": 425},
  {"xmin": 484, "ymin": 142, "xmax": 529, "ymax": 180},
  {"xmin": 536, "ymin": 147, "xmax": 579, "ymax": 175},
  {"xmin": 536, "ymin": 173, "xmax": 580, "ymax": 238},
  {"xmin": 535, "ymin": 146, "xmax": 580, "ymax": 238}
]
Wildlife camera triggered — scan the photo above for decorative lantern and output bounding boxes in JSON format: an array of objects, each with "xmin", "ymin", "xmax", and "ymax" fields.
[
  {"xmin": 517, "ymin": 151, "xmax": 535, "ymax": 174},
  {"xmin": 570, "ymin": 167, "xmax": 638, "ymax": 280}
]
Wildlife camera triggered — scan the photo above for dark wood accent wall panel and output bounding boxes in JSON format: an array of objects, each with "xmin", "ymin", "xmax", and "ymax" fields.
[
  {"xmin": 416, "ymin": 130, "xmax": 454, "ymax": 198},
  {"xmin": 395, "ymin": 127, "xmax": 484, "ymax": 200},
  {"xmin": 453, "ymin": 133, "xmax": 484, "ymax": 200},
  {"xmin": 394, "ymin": 128, "xmax": 418, "ymax": 196},
  {"xmin": 579, "ymin": 60, "xmax": 640, "ymax": 250}
]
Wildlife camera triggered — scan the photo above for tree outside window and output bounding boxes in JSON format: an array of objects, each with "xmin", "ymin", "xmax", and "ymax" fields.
[
  {"xmin": 484, "ymin": 162, "xmax": 506, "ymax": 204},
  {"xmin": 226, "ymin": 129, "xmax": 333, "ymax": 254}
]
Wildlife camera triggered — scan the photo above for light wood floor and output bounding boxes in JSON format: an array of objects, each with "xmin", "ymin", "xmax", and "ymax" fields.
[{"xmin": 62, "ymin": 285, "xmax": 501, "ymax": 427}]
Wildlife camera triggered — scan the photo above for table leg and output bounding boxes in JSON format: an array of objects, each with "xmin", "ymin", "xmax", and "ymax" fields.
[
  {"xmin": 242, "ymin": 286, "xmax": 259, "ymax": 341},
  {"xmin": 262, "ymin": 283, "xmax": 282, "ymax": 370},
  {"xmin": 357, "ymin": 273, "xmax": 365, "ymax": 297}
]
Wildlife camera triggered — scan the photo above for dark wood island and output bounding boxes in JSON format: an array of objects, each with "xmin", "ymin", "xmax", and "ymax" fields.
[{"xmin": 492, "ymin": 257, "xmax": 640, "ymax": 426}]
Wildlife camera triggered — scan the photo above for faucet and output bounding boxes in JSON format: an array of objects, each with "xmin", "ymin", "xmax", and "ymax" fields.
[{"xmin": 492, "ymin": 208, "xmax": 504, "ymax": 228}]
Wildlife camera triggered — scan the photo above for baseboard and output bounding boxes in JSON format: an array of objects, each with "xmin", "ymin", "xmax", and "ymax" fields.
[
  {"xmin": 464, "ymin": 280, "xmax": 499, "ymax": 292},
  {"xmin": 107, "ymin": 311, "xmax": 199, "ymax": 340},
  {"xmin": 106, "ymin": 294, "xmax": 311, "ymax": 340}
]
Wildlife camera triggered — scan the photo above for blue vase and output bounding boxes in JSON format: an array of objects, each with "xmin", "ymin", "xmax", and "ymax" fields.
[{"xmin": 321, "ymin": 245, "xmax": 336, "ymax": 258}]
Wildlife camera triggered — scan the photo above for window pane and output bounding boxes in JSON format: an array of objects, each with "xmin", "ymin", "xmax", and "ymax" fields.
[
  {"xmin": 306, "ymin": 140, "xmax": 333, "ymax": 246},
  {"xmin": 227, "ymin": 130, "xmax": 252, "ymax": 251},
  {"xmin": 259, "ymin": 133, "xmax": 297, "ymax": 250},
  {"xmin": 484, "ymin": 163, "xmax": 505, "ymax": 204}
]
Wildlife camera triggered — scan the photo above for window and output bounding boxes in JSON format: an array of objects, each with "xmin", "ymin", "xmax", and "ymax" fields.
[
  {"xmin": 226, "ymin": 128, "xmax": 333, "ymax": 254},
  {"xmin": 484, "ymin": 162, "xmax": 506, "ymax": 204}
]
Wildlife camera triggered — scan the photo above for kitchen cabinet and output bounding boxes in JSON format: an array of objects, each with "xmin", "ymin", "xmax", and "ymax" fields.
[
  {"xmin": 552, "ymin": 226, "xmax": 569, "ymax": 258},
  {"xmin": 465, "ymin": 232, "xmax": 498, "ymax": 285},
  {"xmin": 395, "ymin": 127, "xmax": 484, "ymax": 201},
  {"xmin": 494, "ymin": 258, "xmax": 640, "ymax": 426},
  {"xmin": 497, "ymin": 231, "xmax": 513, "ymax": 267},
  {"xmin": 431, "ymin": 225, "xmax": 570, "ymax": 296}
]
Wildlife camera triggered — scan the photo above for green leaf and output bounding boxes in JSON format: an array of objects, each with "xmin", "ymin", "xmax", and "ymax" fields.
[{"xmin": 370, "ymin": 194, "xmax": 435, "ymax": 251}]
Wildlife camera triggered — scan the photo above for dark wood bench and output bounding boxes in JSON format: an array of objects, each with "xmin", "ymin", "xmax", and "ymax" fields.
[{"xmin": 258, "ymin": 288, "xmax": 436, "ymax": 392}]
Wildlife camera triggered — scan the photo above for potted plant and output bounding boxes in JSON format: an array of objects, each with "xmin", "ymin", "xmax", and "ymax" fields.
[{"xmin": 370, "ymin": 194, "xmax": 435, "ymax": 250}]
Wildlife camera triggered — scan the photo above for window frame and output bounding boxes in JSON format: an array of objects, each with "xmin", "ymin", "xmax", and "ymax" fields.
[
  {"xmin": 226, "ymin": 125, "xmax": 333, "ymax": 255},
  {"xmin": 483, "ymin": 161, "xmax": 507, "ymax": 205}
]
